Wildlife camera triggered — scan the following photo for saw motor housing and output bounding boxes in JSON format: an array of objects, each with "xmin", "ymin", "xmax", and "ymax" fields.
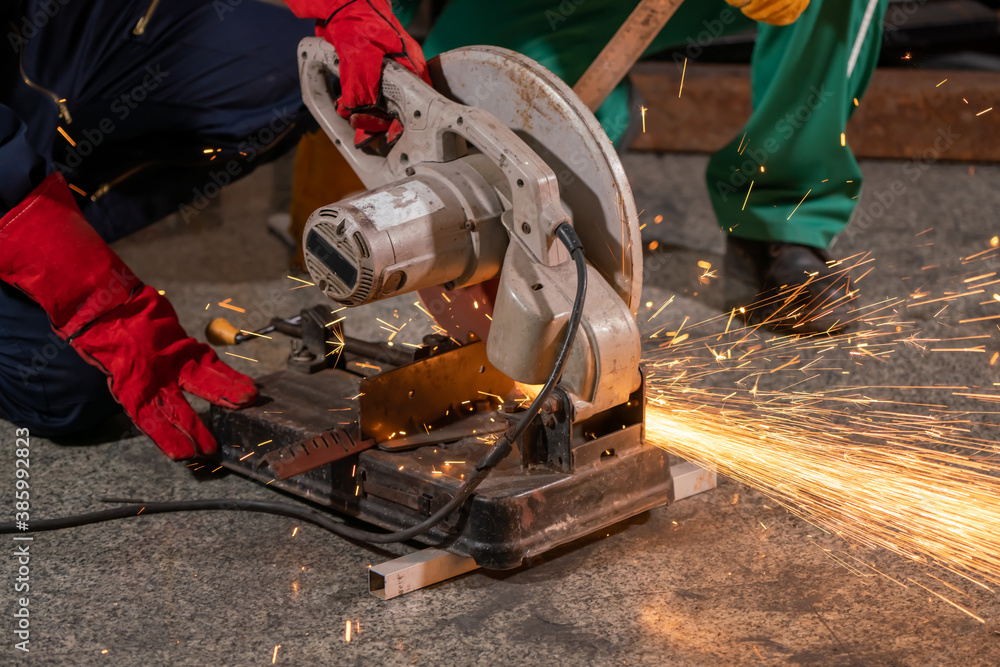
[{"xmin": 299, "ymin": 38, "xmax": 642, "ymax": 420}]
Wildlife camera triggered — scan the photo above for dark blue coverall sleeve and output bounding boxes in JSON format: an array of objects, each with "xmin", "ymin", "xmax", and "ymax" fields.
[{"xmin": 0, "ymin": 104, "xmax": 48, "ymax": 215}]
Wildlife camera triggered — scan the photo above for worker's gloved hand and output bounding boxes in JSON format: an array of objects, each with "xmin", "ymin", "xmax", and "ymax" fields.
[
  {"xmin": 0, "ymin": 174, "xmax": 257, "ymax": 460},
  {"xmin": 725, "ymin": 0, "xmax": 810, "ymax": 25},
  {"xmin": 286, "ymin": 0, "xmax": 431, "ymax": 147}
]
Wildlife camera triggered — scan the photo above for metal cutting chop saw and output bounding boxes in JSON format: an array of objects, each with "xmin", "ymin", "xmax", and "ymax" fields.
[{"xmin": 210, "ymin": 38, "xmax": 676, "ymax": 570}]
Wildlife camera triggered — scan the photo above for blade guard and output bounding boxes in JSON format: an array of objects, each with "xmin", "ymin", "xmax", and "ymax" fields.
[{"xmin": 488, "ymin": 243, "xmax": 641, "ymax": 421}]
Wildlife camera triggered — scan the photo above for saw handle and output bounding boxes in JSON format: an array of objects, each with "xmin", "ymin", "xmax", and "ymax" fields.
[{"xmin": 297, "ymin": 38, "xmax": 408, "ymax": 188}]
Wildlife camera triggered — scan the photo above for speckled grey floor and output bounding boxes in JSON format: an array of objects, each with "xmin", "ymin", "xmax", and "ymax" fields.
[{"xmin": 1, "ymin": 151, "xmax": 999, "ymax": 666}]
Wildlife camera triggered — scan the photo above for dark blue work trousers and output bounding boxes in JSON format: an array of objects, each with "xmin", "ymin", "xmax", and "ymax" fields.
[{"xmin": 0, "ymin": 0, "xmax": 315, "ymax": 435}]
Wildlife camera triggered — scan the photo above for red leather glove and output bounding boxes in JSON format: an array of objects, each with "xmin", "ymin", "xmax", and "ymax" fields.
[
  {"xmin": 285, "ymin": 0, "xmax": 431, "ymax": 147},
  {"xmin": 0, "ymin": 174, "xmax": 257, "ymax": 460}
]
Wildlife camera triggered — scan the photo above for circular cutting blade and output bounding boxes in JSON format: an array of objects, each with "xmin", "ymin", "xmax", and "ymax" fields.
[{"xmin": 416, "ymin": 46, "xmax": 642, "ymax": 342}]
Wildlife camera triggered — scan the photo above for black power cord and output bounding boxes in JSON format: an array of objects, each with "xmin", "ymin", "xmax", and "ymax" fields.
[{"xmin": 0, "ymin": 223, "xmax": 589, "ymax": 544}]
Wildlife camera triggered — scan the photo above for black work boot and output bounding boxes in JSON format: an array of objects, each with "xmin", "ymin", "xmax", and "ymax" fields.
[{"xmin": 724, "ymin": 236, "xmax": 855, "ymax": 333}]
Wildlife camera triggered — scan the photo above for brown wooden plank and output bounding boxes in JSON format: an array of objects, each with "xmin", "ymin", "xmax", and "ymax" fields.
[{"xmin": 629, "ymin": 62, "xmax": 1000, "ymax": 162}]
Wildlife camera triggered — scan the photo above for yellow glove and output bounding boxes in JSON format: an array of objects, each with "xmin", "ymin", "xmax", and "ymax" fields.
[{"xmin": 725, "ymin": 0, "xmax": 810, "ymax": 25}]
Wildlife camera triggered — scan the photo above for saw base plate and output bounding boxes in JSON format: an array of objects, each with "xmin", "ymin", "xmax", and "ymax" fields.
[{"xmin": 210, "ymin": 367, "xmax": 673, "ymax": 570}]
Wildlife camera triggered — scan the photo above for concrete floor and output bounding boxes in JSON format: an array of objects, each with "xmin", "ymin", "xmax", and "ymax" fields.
[{"xmin": 2, "ymin": 151, "xmax": 999, "ymax": 665}]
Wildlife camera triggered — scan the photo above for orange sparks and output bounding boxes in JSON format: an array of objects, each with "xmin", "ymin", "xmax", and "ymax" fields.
[
  {"xmin": 787, "ymin": 189, "xmax": 811, "ymax": 221},
  {"xmin": 224, "ymin": 352, "xmax": 258, "ymax": 363},
  {"xmin": 638, "ymin": 259, "xmax": 1000, "ymax": 604},
  {"xmin": 958, "ymin": 315, "xmax": 1000, "ymax": 324},
  {"xmin": 963, "ymin": 273, "xmax": 996, "ymax": 283},
  {"xmin": 345, "ymin": 620, "xmax": 352, "ymax": 642},
  {"xmin": 646, "ymin": 296, "xmax": 674, "ymax": 322},
  {"xmin": 218, "ymin": 298, "xmax": 246, "ymax": 313},
  {"xmin": 907, "ymin": 578, "xmax": 985, "ymax": 624},
  {"xmin": 678, "ymin": 57, "xmax": 687, "ymax": 98},
  {"xmin": 272, "ymin": 645, "xmax": 280, "ymax": 663},
  {"xmin": 67, "ymin": 183, "xmax": 88, "ymax": 197},
  {"xmin": 239, "ymin": 329, "xmax": 272, "ymax": 339},
  {"xmin": 57, "ymin": 126, "xmax": 76, "ymax": 146}
]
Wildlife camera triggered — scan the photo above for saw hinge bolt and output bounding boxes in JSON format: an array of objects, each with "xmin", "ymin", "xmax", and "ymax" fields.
[
  {"xmin": 540, "ymin": 396, "xmax": 561, "ymax": 415},
  {"xmin": 540, "ymin": 396, "xmax": 562, "ymax": 429},
  {"xmin": 463, "ymin": 220, "xmax": 477, "ymax": 232}
]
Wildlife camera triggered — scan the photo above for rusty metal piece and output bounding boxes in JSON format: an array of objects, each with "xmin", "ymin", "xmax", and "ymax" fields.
[
  {"xmin": 261, "ymin": 426, "xmax": 374, "ymax": 480},
  {"xmin": 359, "ymin": 341, "xmax": 515, "ymax": 444},
  {"xmin": 378, "ymin": 412, "xmax": 505, "ymax": 452}
]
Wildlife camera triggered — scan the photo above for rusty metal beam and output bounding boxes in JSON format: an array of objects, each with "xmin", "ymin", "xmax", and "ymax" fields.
[{"xmin": 629, "ymin": 63, "xmax": 1000, "ymax": 162}]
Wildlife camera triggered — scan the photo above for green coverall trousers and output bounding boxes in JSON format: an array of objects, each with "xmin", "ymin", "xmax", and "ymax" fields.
[{"xmin": 420, "ymin": 0, "xmax": 888, "ymax": 249}]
